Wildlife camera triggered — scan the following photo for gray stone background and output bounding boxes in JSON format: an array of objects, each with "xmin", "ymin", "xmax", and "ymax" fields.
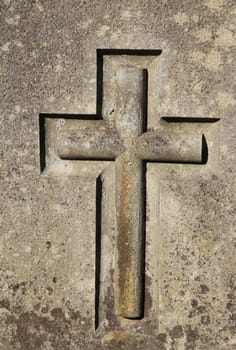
[{"xmin": 0, "ymin": 0, "xmax": 235, "ymax": 349}]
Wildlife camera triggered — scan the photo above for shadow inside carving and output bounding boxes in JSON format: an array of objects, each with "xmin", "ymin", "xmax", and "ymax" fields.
[
  {"xmin": 39, "ymin": 115, "xmax": 46, "ymax": 172},
  {"xmin": 162, "ymin": 116, "xmax": 220, "ymax": 123},
  {"xmin": 202, "ymin": 134, "xmax": 208, "ymax": 164},
  {"xmin": 95, "ymin": 175, "xmax": 102, "ymax": 330},
  {"xmin": 139, "ymin": 162, "xmax": 147, "ymax": 320},
  {"xmin": 142, "ymin": 69, "xmax": 148, "ymax": 133}
]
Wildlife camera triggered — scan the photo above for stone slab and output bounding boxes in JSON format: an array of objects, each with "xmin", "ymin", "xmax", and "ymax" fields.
[{"xmin": 0, "ymin": 1, "xmax": 235, "ymax": 349}]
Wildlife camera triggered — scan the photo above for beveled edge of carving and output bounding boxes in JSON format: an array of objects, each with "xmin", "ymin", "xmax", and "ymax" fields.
[{"xmin": 41, "ymin": 159, "xmax": 111, "ymax": 178}]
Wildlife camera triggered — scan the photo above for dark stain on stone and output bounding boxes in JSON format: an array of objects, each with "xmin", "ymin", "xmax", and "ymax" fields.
[
  {"xmin": 226, "ymin": 301, "xmax": 232, "ymax": 311},
  {"xmin": 64, "ymin": 302, "xmax": 85, "ymax": 323},
  {"xmin": 170, "ymin": 325, "xmax": 184, "ymax": 339},
  {"xmin": 212, "ymin": 174, "xmax": 218, "ymax": 180},
  {"xmin": 185, "ymin": 325, "xmax": 199, "ymax": 349},
  {"xmin": 46, "ymin": 286, "xmax": 53, "ymax": 295},
  {"xmin": 200, "ymin": 284, "xmax": 209, "ymax": 294},
  {"xmin": 46, "ymin": 241, "xmax": 52, "ymax": 249},
  {"xmin": 52, "ymin": 276, "xmax": 57, "ymax": 283},
  {"xmin": 189, "ymin": 305, "xmax": 207, "ymax": 318},
  {"xmin": 10, "ymin": 283, "xmax": 20, "ymax": 294},
  {"xmin": 11, "ymin": 304, "xmax": 22, "ymax": 314},
  {"xmin": 157, "ymin": 333, "xmax": 167, "ymax": 342},
  {"xmin": 156, "ymin": 332, "xmax": 167, "ymax": 350},
  {"xmin": 227, "ymin": 298, "xmax": 236, "ymax": 323},
  {"xmin": 0, "ymin": 298, "xmax": 10, "ymax": 310},
  {"xmin": 8, "ymin": 312, "xmax": 48, "ymax": 350},
  {"xmin": 70, "ymin": 310, "xmax": 81, "ymax": 320},
  {"xmin": 197, "ymin": 306, "xmax": 207, "ymax": 314},
  {"xmin": 5, "ymin": 304, "xmax": 92, "ymax": 350},
  {"xmin": 186, "ymin": 326, "xmax": 198, "ymax": 340},
  {"xmin": 41, "ymin": 305, "xmax": 49, "ymax": 314},
  {"xmin": 191, "ymin": 299, "xmax": 198, "ymax": 308},
  {"xmin": 9, "ymin": 281, "xmax": 28, "ymax": 295},
  {"xmin": 51, "ymin": 307, "xmax": 64, "ymax": 318},
  {"xmin": 33, "ymin": 303, "xmax": 40, "ymax": 311},
  {"xmin": 201, "ymin": 315, "xmax": 210, "ymax": 325}
]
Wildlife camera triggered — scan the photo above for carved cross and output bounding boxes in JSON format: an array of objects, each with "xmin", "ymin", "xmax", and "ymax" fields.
[{"xmin": 40, "ymin": 50, "xmax": 219, "ymax": 323}]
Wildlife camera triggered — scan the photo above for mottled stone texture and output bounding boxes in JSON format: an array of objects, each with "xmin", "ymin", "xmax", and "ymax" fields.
[{"xmin": 0, "ymin": 0, "xmax": 235, "ymax": 349}]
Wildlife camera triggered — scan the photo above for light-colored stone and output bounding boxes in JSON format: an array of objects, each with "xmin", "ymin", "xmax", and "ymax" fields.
[{"xmin": 0, "ymin": 1, "xmax": 235, "ymax": 349}]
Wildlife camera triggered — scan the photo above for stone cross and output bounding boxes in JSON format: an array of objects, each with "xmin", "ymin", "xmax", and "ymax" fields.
[{"xmin": 40, "ymin": 50, "xmax": 219, "ymax": 322}]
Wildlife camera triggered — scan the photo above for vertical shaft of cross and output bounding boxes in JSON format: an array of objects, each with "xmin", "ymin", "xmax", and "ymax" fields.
[
  {"xmin": 116, "ymin": 154, "xmax": 144, "ymax": 318},
  {"xmin": 115, "ymin": 67, "xmax": 146, "ymax": 318}
]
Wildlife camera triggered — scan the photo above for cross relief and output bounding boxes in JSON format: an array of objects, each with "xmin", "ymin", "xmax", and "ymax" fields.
[{"xmin": 40, "ymin": 50, "xmax": 219, "ymax": 328}]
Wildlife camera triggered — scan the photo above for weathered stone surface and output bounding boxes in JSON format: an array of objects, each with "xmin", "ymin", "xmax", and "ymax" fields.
[{"xmin": 0, "ymin": 1, "xmax": 235, "ymax": 349}]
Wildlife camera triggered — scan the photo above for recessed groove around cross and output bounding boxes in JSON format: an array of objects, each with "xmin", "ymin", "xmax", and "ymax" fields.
[{"xmin": 40, "ymin": 50, "xmax": 219, "ymax": 326}]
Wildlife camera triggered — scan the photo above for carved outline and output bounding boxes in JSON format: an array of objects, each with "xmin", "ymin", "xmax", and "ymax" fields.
[{"xmin": 39, "ymin": 49, "xmax": 220, "ymax": 330}]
